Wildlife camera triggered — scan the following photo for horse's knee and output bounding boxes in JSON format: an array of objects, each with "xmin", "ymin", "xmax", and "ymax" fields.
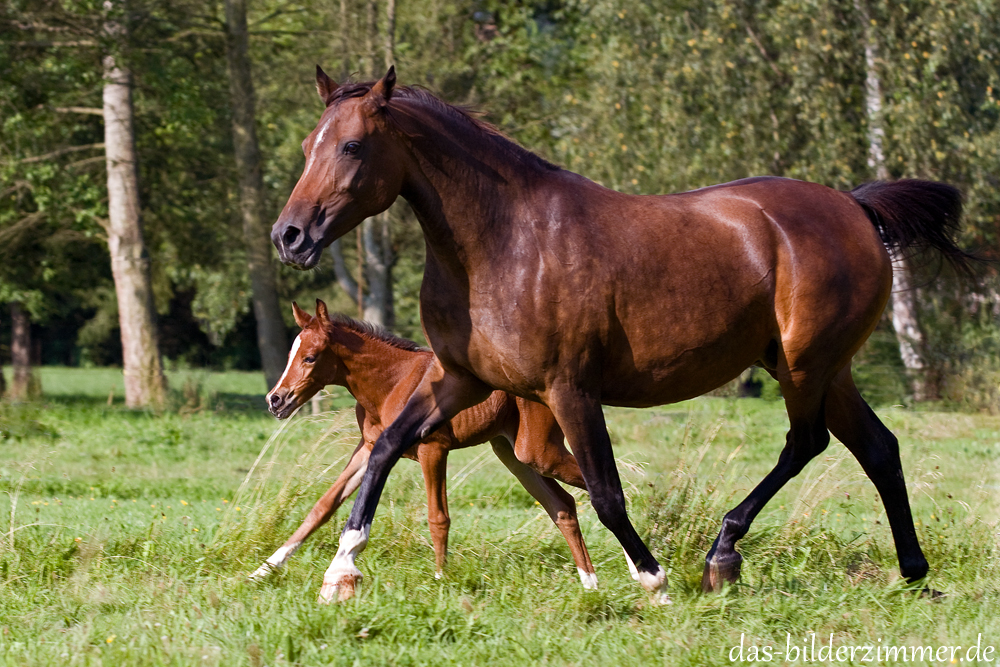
[{"xmin": 590, "ymin": 491, "xmax": 627, "ymax": 528}]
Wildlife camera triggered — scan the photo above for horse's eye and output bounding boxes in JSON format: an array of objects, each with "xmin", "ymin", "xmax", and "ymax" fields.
[
  {"xmin": 343, "ymin": 141, "xmax": 361, "ymax": 155},
  {"xmin": 304, "ymin": 355, "xmax": 316, "ymax": 364}
]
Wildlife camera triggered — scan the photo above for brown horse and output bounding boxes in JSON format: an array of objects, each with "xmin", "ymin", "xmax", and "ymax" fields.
[
  {"xmin": 255, "ymin": 300, "xmax": 595, "ymax": 601},
  {"xmin": 271, "ymin": 65, "xmax": 971, "ymax": 603}
]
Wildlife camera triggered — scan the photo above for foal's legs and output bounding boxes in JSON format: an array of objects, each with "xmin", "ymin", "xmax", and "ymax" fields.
[
  {"xmin": 512, "ymin": 402, "xmax": 587, "ymax": 489},
  {"xmin": 702, "ymin": 377, "xmax": 831, "ymax": 592},
  {"xmin": 319, "ymin": 362, "xmax": 491, "ymax": 603},
  {"xmin": 490, "ymin": 437, "xmax": 597, "ymax": 589},
  {"xmin": 417, "ymin": 442, "xmax": 451, "ymax": 577},
  {"xmin": 250, "ymin": 438, "xmax": 371, "ymax": 580},
  {"xmin": 825, "ymin": 367, "xmax": 928, "ymax": 582},
  {"xmin": 546, "ymin": 388, "xmax": 669, "ymax": 602}
]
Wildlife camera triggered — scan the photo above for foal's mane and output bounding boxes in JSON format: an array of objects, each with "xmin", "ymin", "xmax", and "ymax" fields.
[
  {"xmin": 329, "ymin": 80, "xmax": 561, "ymax": 173},
  {"xmin": 325, "ymin": 312, "xmax": 427, "ymax": 354}
]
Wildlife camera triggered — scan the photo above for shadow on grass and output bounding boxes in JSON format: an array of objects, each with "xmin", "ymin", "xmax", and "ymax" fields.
[{"xmin": 3, "ymin": 392, "xmax": 268, "ymax": 416}]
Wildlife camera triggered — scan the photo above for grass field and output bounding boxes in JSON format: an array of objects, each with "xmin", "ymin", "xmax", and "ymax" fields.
[{"xmin": 1, "ymin": 368, "xmax": 999, "ymax": 665}]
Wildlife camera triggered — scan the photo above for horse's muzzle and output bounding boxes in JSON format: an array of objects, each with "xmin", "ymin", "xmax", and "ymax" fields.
[{"xmin": 271, "ymin": 211, "xmax": 325, "ymax": 270}]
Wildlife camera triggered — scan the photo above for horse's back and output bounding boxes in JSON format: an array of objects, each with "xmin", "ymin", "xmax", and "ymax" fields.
[{"xmin": 560, "ymin": 176, "xmax": 890, "ymax": 404}]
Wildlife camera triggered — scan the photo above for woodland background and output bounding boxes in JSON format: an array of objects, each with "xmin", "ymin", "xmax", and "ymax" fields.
[{"xmin": 1, "ymin": 0, "xmax": 999, "ymax": 410}]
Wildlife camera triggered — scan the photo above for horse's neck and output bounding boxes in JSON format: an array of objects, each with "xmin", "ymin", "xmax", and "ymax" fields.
[
  {"xmin": 335, "ymin": 337, "xmax": 417, "ymax": 421},
  {"xmin": 400, "ymin": 125, "xmax": 550, "ymax": 272}
]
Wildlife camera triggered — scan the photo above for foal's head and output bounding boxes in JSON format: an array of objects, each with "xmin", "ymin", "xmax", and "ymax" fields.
[
  {"xmin": 267, "ymin": 300, "xmax": 350, "ymax": 419},
  {"xmin": 271, "ymin": 66, "xmax": 407, "ymax": 270}
]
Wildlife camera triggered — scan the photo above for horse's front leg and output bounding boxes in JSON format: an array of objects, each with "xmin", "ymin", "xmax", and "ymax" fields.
[
  {"xmin": 318, "ymin": 362, "xmax": 491, "ymax": 603},
  {"xmin": 546, "ymin": 386, "xmax": 670, "ymax": 604},
  {"xmin": 251, "ymin": 437, "xmax": 371, "ymax": 580}
]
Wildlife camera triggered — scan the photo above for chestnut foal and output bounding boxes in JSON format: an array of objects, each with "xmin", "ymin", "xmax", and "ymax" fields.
[{"xmin": 252, "ymin": 300, "xmax": 596, "ymax": 601}]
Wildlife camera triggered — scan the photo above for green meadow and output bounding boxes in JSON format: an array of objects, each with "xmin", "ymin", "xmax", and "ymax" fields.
[{"xmin": 1, "ymin": 368, "xmax": 999, "ymax": 666}]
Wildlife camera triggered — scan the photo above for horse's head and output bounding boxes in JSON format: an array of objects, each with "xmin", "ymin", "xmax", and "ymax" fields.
[
  {"xmin": 272, "ymin": 66, "xmax": 407, "ymax": 270},
  {"xmin": 266, "ymin": 299, "xmax": 347, "ymax": 418}
]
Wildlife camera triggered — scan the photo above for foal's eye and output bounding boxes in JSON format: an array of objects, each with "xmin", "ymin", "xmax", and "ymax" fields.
[
  {"xmin": 343, "ymin": 141, "xmax": 361, "ymax": 155},
  {"xmin": 304, "ymin": 355, "xmax": 316, "ymax": 364}
]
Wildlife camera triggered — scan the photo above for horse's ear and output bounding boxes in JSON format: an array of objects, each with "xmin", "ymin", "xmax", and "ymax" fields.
[
  {"xmin": 315, "ymin": 299, "xmax": 330, "ymax": 323},
  {"xmin": 316, "ymin": 65, "xmax": 339, "ymax": 106},
  {"xmin": 369, "ymin": 65, "xmax": 396, "ymax": 105},
  {"xmin": 292, "ymin": 301, "xmax": 312, "ymax": 329}
]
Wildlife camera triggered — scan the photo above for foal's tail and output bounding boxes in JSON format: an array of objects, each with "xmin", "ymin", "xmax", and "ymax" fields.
[{"xmin": 849, "ymin": 179, "xmax": 976, "ymax": 274}]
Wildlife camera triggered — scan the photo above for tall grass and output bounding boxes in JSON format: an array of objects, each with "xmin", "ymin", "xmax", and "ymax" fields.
[{"xmin": 1, "ymin": 370, "xmax": 999, "ymax": 665}]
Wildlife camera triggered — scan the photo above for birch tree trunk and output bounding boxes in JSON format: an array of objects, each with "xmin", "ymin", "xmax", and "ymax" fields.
[
  {"xmin": 224, "ymin": 0, "xmax": 289, "ymax": 389},
  {"xmin": 103, "ymin": 1, "xmax": 167, "ymax": 408},
  {"xmin": 857, "ymin": 0, "xmax": 933, "ymax": 401},
  {"xmin": 0, "ymin": 308, "xmax": 5, "ymax": 398},
  {"xmin": 9, "ymin": 302, "xmax": 39, "ymax": 400},
  {"xmin": 327, "ymin": 0, "xmax": 397, "ymax": 327},
  {"xmin": 359, "ymin": 0, "xmax": 395, "ymax": 327}
]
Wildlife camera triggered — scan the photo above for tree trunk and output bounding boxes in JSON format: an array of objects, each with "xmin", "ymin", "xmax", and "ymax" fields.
[
  {"xmin": 326, "ymin": 0, "xmax": 397, "ymax": 327},
  {"xmin": 362, "ymin": 213, "xmax": 393, "ymax": 327},
  {"xmin": 359, "ymin": 0, "xmax": 395, "ymax": 327},
  {"xmin": 384, "ymin": 0, "xmax": 396, "ymax": 70},
  {"xmin": 103, "ymin": 3, "xmax": 167, "ymax": 409},
  {"xmin": 224, "ymin": 0, "xmax": 289, "ymax": 389},
  {"xmin": 890, "ymin": 253, "xmax": 933, "ymax": 400},
  {"xmin": 857, "ymin": 0, "xmax": 933, "ymax": 401},
  {"xmin": 9, "ymin": 302, "xmax": 39, "ymax": 400},
  {"xmin": 0, "ymin": 308, "xmax": 5, "ymax": 398},
  {"xmin": 339, "ymin": 0, "xmax": 350, "ymax": 78}
]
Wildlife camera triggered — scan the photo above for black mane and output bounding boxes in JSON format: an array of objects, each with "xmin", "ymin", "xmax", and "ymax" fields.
[{"xmin": 329, "ymin": 80, "xmax": 561, "ymax": 173}]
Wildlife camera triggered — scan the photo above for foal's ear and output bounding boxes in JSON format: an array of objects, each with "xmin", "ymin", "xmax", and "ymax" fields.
[
  {"xmin": 292, "ymin": 301, "xmax": 313, "ymax": 329},
  {"xmin": 315, "ymin": 65, "xmax": 339, "ymax": 106},
  {"xmin": 369, "ymin": 65, "xmax": 396, "ymax": 105},
  {"xmin": 315, "ymin": 299, "xmax": 330, "ymax": 323}
]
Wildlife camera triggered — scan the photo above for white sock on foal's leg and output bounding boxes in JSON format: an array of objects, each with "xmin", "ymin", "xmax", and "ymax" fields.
[{"xmin": 249, "ymin": 541, "xmax": 303, "ymax": 580}]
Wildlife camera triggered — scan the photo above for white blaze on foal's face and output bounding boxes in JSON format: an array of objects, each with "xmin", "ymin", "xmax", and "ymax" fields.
[{"xmin": 266, "ymin": 334, "xmax": 301, "ymax": 404}]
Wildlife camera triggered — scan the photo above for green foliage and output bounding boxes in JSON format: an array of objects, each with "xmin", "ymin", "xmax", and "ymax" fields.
[{"xmin": 2, "ymin": 0, "xmax": 999, "ymax": 406}]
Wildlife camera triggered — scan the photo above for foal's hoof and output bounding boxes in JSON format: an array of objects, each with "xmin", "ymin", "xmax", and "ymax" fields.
[
  {"xmin": 248, "ymin": 562, "xmax": 277, "ymax": 582},
  {"xmin": 317, "ymin": 573, "xmax": 362, "ymax": 604},
  {"xmin": 701, "ymin": 553, "xmax": 742, "ymax": 593}
]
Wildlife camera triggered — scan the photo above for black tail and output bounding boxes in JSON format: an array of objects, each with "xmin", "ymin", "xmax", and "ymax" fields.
[{"xmin": 850, "ymin": 179, "xmax": 976, "ymax": 275}]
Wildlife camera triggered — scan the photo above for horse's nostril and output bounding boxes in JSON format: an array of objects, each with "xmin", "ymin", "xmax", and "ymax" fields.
[
  {"xmin": 269, "ymin": 393, "xmax": 282, "ymax": 407},
  {"xmin": 282, "ymin": 225, "xmax": 301, "ymax": 248}
]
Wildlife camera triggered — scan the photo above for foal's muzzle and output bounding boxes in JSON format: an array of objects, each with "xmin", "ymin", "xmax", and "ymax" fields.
[{"xmin": 266, "ymin": 389, "xmax": 299, "ymax": 420}]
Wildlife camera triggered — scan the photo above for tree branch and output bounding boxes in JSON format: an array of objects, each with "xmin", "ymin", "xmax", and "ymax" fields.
[
  {"xmin": 20, "ymin": 143, "xmax": 105, "ymax": 164},
  {"xmin": 52, "ymin": 106, "xmax": 104, "ymax": 116}
]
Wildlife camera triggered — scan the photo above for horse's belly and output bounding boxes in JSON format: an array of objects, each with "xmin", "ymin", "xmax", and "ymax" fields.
[{"xmin": 602, "ymin": 334, "xmax": 770, "ymax": 407}]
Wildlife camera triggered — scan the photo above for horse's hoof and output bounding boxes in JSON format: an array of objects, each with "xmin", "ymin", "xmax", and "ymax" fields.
[
  {"xmin": 317, "ymin": 573, "xmax": 362, "ymax": 604},
  {"xmin": 701, "ymin": 553, "xmax": 742, "ymax": 593},
  {"xmin": 652, "ymin": 591, "xmax": 673, "ymax": 605}
]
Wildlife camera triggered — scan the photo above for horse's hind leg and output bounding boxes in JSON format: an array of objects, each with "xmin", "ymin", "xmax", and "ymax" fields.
[
  {"xmin": 703, "ymin": 375, "xmax": 831, "ymax": 592},
  {"xmin": 490, "ymin": 437, "xmax": 597, "ymax": 589},
  {"xmin": 546, "ymin": 389, "xmax": 669, "ymax": 603},
  {"xmin": 825, "ymin": 367, "xmax": 929, "ymax": 582}
]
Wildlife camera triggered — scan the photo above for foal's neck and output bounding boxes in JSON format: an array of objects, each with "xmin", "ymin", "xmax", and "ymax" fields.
[{"xmin": 328, "ymin": 330, "xmax": 425, "ymax": 422}]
